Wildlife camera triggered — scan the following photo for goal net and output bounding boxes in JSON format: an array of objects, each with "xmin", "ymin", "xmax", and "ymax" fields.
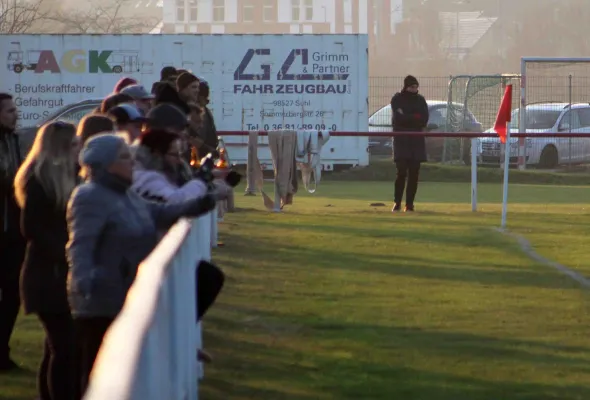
[
  {"xmin": 446, "ymin": 75, "xmax": 520, "ymax": 164},
  {"xmin": 520, "ymin": 58, "xmax": 590, "ymax": 167}
]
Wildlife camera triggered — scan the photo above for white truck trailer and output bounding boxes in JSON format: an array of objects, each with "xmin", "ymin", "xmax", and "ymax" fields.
[{"xmin": 1, "ymin": 34, "xmax": 369, "ymax": 169}]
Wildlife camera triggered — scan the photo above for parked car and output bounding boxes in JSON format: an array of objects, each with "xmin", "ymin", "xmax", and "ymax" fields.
[
  {"xmin": 480, "ymin": 102, "xmax": 590, "ymax": 168},
  {"xmin": 17, "ymin": 98, "xmax": 103, "ymax": 155},
  {"xmin": 369, "ymin": 100, "xmax": 483, "ymax": 163}
]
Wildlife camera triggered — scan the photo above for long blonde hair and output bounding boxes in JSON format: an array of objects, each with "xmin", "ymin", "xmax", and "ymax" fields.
[{"xmin": 14, "ymin": 121, "xmax": 78, "ymax": 209}]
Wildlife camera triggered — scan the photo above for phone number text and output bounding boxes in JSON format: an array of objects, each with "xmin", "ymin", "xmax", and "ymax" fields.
[{"xmin": 245, "ymin": 123, "xmax": 337, "ymax": 131}]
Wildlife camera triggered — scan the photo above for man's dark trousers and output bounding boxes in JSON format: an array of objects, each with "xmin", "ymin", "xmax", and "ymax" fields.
[
  {"xmin": 394, "ymin": 159, "xmax": 421, "ymax": 207},
  {"xmin": 0, "ymin": 236, "xmax": 25, "ymax": 367}
]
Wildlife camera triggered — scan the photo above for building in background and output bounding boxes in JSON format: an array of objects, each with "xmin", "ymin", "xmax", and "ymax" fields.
[{"xmin": 161, "ymin": 0, "xmax": 404, "ymax": 74}]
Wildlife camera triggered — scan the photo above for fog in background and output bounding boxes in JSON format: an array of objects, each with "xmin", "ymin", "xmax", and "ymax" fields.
[{"xmin": 3, "ymin": 0, "xmax": 589, "ymax": 110}]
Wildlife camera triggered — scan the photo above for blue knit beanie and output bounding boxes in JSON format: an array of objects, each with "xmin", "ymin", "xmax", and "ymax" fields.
[{"xmin": 80, "ymin": 134, "xmax": 126, "ymax": 172}]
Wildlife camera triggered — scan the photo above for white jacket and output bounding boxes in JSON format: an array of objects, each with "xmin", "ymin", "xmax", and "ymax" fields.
[{"xmin": 132, "ymin": 145, "xmax": 208, "ymax": 204}]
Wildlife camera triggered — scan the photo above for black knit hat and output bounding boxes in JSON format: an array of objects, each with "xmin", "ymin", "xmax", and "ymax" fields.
[
  {"xmin": 403, "ymin": 75, "xmax": 419, "ymax": 89},
  {"xmin": 146, "ymin": 104, "xmax": 188, "ymax": 132},
  {"xmin": 161, "ymin": 66, "xmax": 177, "ymax": 81},
  {"xmin": 139, "ymin": 128, "xmax": 180, "ymax": 155}
]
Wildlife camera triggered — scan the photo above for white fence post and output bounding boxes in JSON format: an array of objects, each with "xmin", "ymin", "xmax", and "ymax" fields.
[
  {"xmin": 470, "ymin": 138, "xmax": 478, "ymax": 212},
  {"xmin": 83, "ymin": 215, "xmax": 214, "ymax": 400}
]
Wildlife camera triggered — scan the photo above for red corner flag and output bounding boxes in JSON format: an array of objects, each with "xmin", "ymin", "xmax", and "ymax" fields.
[{"xmin": 494, "ymin": 84, "xmax": 513, "ymax": 144}]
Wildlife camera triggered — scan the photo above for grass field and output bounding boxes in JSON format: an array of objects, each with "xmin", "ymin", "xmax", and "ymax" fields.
[{"xmin": 2, "ymin": 180, "xmax": 590, "ymax": 400}]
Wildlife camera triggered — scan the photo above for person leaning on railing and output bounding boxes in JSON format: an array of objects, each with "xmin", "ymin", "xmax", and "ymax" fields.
[
  {"xmin": 131, "ymin": 127, "xmax": 232, "ymax": 213},
  {"xmin": 66, "ymin": 134, "xmax": 220, "ymax": 397},
  {"xmin": 130, "ymin": 127, "xmax": 239, "ymax": 365}
]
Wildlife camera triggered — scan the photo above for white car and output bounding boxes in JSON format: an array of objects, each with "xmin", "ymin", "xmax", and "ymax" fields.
[{"xmin": 480, "ymin": 102, "xmax": 590, "ymax": 168}]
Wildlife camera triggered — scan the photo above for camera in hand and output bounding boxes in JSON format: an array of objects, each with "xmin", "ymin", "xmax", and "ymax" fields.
[
  {"xmin": 193, "ymin": 151, "xmax": 242, "ymax": 188},
  {"xmin": 194, "ymin": 152, "xmax": 218, "ymax": 185}
]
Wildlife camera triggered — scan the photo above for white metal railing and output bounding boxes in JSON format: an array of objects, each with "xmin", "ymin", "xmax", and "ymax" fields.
[{"xmin": 84, "ymin": 211, "xmax": 218, "ymax": 400}]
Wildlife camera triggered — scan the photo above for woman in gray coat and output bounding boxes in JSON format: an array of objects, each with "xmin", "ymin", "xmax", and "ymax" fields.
[{"xmin": 66, "ymin": 133, "xmax": 216, "ymax": 397}]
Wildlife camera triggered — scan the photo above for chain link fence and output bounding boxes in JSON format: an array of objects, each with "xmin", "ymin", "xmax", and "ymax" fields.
[
  {"xmin": 371, "ymin": 72, "xmax": 590, "ymax": 169},
  {"xmin": 369, "ymin": 77, "xmax": 450, "ymax": 115},
  {"xmin": 518, "ymin": 59, "xmax": 590, "ymax": 168}
]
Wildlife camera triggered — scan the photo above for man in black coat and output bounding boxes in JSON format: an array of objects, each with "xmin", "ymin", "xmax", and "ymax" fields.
[
  {"xmin": 196, "ymin": 78, "xmax": 219, "ymax": 155},
  {"xmin": 391, "ymin": 75, "xmax": 429, "ymax": 212},
  {"xmin": 0, "ymin": 93, "xmax": 25, "ymax": 371},
  {"xmin": 151, "ymin": 66, "xmax": 178, "ymax": 97}
]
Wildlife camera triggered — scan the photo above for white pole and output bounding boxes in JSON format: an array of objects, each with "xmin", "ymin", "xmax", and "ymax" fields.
[
  {"xmin": 500, "ymin": 124, "xmax": 510, "ymax": 229},
  {"xmin": 519, "ymin": 58, "xmax": 527, "ymax": 171},
  {"xmin": 470, "ymin": 138, "xmax": 477, "ymax": 212}
]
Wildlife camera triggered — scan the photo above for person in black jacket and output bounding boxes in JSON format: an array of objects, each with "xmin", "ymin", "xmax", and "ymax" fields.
[
  {"xmin": 151, "ymin": 66, "xmax": 178, "ymax": 97},
  {"xmin": 14, "ymin": 120, "xmax": 80, "ymax": 399},
  {"xmin": 0, "ymin": 93, "xmax": 26, "ymax": 372},
  {"xmin": 196, "ymin": 78, "xmax": 219, "ymax": 155},
  {"xmin": 391, "ymin": 75, "xmax": 429, "ymax": 212}
]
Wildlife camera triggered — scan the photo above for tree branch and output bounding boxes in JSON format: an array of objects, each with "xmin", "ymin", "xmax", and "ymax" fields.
[
  {"xmin": 47, "ymin": 0, "xmax": 158, "ymax": 34},
  {"xmin": 0, "ymin": 0, "xmax": 49, "ymax": 33}
]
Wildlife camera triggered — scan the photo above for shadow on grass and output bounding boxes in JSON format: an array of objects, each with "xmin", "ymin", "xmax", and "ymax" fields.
[
  {"xmin": 217, "ymin": 226, "xmax": 577, "ymax": 291},
  {"xmin": 201, "ymin": 312, "xmax": 590, "ymax": 400}
]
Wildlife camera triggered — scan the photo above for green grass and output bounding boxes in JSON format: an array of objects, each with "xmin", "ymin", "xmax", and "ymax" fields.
[
  {"xmin": 2, "ymin": 182, "xmax": 590, "ymax": 400},
  {"xmin": 327, "ymin": 157, "xmax": 590, "ymax": 185}
]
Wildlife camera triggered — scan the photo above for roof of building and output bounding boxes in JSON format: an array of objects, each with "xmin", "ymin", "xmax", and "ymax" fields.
[{"xmin": 438, "ymin": 11, "xmax": 497, "ymax": 59}]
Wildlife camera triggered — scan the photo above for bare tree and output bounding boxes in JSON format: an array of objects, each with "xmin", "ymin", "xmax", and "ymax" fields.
[
  {"xmin": 51, "ymin": 0, "xmax": 159, "ymax": 33},
  {"xmin": 0, "ymin": 0, "xmax": 49, "ymax": 33}
]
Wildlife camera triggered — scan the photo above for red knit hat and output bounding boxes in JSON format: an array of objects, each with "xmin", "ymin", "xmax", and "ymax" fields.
[
  {"xmin": 114, "ymin": 77, "xmax": 138, "ymax": 93},
  {"xmin": 139, "ymin": 128, "xmax": 180, "ymax": 155}
]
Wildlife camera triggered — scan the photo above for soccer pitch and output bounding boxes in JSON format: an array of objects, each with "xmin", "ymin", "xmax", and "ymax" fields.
[{"xmin": 2, "ymin": 181, "xmax": 590, "ymax": 400}]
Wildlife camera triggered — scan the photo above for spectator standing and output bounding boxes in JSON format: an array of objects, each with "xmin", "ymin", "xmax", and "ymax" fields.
[
  {"xmin": 67, "ymin": 134, "xmax": 218, "ymax": 395},
  {"xmin": 77, "ymin": 115, "xmax": 115, "ymax": 145},
  {"xmin": 390, "ymin": 75, "xmax": 429, "ymax": 213},
  {"xmin": 113, "ymin": 77, "xmax": 138, "ymax": 94},
  {"xmin": 106, "ymin": 103, "xmax": 146, "ymax": 142},
  {"xmin": 0, "ymin": 93, "xmax": 25, "ymax": 372},
  {"xmin": 151, "ymin": 66, "xmax": 177, "ymax": 96},
  {"xmin": 145, "ymin": 103, "xmax": 195, "ymax": 184},
  {"xmin": 176, "ymin": 73, "xmax": 208, "ymax": 161},
  {"xmin": 14, "ymin": 121, "xmax": 79, "ymax": 400},
  {"xmin": 176, "ymin": 72, "xmax": 200, "ymax": 104},
  {"xmin": 195, "ymin": 78, "xmax": 219, "ymax": 155},
  {"xmin": 132, "ymin": 128, "xmax": 230, "ymax": 206},
  {"xmin": 100, "ymin": 93, "xmax": 134, "ymax": 114},
  {"xmin": 120, "ymin": 84, "xmax": 154, "ymax": 115}
]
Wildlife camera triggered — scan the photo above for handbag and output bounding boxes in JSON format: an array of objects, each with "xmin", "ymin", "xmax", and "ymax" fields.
[{"xmin": 195, "ymin": 260, "xmax": 225, "ymax": 322}]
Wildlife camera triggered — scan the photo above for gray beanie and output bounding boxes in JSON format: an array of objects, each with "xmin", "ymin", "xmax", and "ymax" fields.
[{"xmin": 80, "ymin": 134, "xmax": 126, "ymax": 171}]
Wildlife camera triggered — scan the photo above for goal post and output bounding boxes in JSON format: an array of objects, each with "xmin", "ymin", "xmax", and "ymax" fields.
[
  {"xmin": 445, "ymin": 74, "xmax": 520, "ymax": 165},
  {"xmin": 447, "ymin": 74, "xmax": 521, "ymax": 212},
  {"xmin": 520, "ymin": 57, "xmax": 590, "ymax": 169}
]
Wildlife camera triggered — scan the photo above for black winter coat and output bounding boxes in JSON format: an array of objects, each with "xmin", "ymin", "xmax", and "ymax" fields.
[
  {"xmin": 20, "ymin": 174, "xmax": 70, "ymax": 314},
  {"xmin": 0, "ymin": 126, "xmax": 23, "ymax": 241},
  {"xmin": 391, "ymin": 91, "xmax": 429, "ymax": 162},
  {"xmin": 196, "ymin": 107, "xmax": 219, "ymax": 154}
]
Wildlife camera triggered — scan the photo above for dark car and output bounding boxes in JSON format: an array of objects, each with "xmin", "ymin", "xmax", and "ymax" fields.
[
  {"xmin": 368, "ymin": 100, "xmax": 483, "ymax": 163},
  {"xmin": 17, "ymin": 98, "xmax": 103, "ymax": 155}
]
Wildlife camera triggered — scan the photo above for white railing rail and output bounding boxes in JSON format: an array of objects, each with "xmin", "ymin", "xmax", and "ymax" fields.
[{"xmin": 84, "ymin": 212, "xmax": 217, "ymax": 400}]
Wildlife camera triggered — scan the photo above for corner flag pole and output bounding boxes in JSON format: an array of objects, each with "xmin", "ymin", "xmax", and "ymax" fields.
[
  {"xmin": 494, "ymin": 84, "xmax": 513, "ymax": 229},
  {"xmin": 501, "ymin": 124, "xmax": 510, "ymax": 229}
]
